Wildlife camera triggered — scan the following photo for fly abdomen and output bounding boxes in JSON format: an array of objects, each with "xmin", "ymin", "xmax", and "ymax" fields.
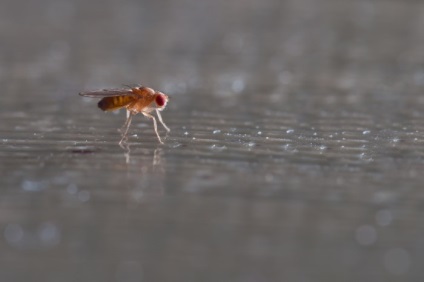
[{"xmin": 98, "ymin": 96, "xmax": 134, "ymax": 111}]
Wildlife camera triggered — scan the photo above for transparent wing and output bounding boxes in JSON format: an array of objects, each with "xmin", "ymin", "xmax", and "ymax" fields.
[{"xmin": 79, "ymin": 88, "xmax": 137, "ymax": 98}]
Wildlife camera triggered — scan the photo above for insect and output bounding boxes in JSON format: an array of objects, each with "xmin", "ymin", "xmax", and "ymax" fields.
[{"xmin": 79, "ymin": 85, "xmax": 170, "ymax": 145}]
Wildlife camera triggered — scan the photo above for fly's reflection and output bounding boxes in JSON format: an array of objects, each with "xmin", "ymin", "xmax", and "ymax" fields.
[{"xmin": 122, "ymin": 144, "xmax": 166, "ymax": 200}]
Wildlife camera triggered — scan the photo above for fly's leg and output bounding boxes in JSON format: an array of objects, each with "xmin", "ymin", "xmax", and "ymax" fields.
[
  {"xmin": 119, "ymin": 110, "xmax": 132, "ymax": 133},
  {"xmin": 119, "ymin": 110, "xmax": 134, "ymax": 145},
  {"xmin": 156, "ymin": 109, "xmax": 170, "ymax": 132},
  {"xmin": 142, "ymin": 112, "xmax": 164, "ymax": 144}
]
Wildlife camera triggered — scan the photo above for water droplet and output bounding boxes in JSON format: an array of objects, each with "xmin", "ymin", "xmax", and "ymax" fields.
[
  {"xmin": 362, "ymin": 130, "xmax": 371, "ymax": 135},
  {"xmin": 257, "ymin": 131, "xmax": 262, "ymax": 135},
  {"xmin": 213, "ymin": 129, "xmax": 221, "ymax": 134},
  {"xmin": 246, "ymin": 142, "xmax": 256, "ymax": 147},
  {"xmin": 282, "ymin": 144, "xmax": 298, "ymax": 153},
  {"xmin": 286, "ymin": 129, "xmax": 294, "ymax": 134},
  {"xmin": 210, "ymin": 144, "xmax": 227, "ymax": 151},
  {"xmin": 359, "ymin": 153, "xmax": 373, "ymax": 162},
  {"xmin": 169, "ymin": 142, "xmax": 183, "ymax": 148}
]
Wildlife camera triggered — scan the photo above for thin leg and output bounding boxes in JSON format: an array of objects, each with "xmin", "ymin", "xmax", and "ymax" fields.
[
  {"xmin": 142, "ymin": 112, "xmax": 163, "ymax": 144},
  {"xmin": 119, "ymin": 110, "xmax": 132, "ymax": 133},
  {"xmin": 156, "ymin": 109, "xmax": 170, "ymax": 132},
  {"xmin": 119, "ymin": 111, "xmax": 134, "ymax": 145}
]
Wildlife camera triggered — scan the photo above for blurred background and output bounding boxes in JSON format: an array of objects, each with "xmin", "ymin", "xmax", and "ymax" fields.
[{"xmin": 1, "ymin": 0, "xmax": 424, "ymax": 281}]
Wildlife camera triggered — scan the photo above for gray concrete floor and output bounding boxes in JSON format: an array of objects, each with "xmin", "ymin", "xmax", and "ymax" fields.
[{"xmin": 1, "ymin": 0, "xmax": 424, "ymax": 281}]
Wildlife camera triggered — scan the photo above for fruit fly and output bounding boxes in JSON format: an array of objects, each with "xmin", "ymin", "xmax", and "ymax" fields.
[{"xmin": 79, "ymin": 85, "xmax": 170, "ymax": 145}]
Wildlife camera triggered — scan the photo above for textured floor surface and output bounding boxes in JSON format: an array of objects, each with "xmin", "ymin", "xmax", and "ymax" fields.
[{"xmin": 1, "ymin": 0, "xmax": 424, "ymax": 281}]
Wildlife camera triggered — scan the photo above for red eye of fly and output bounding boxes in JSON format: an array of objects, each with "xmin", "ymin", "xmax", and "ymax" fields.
[{"xmin": 155, "ymin": 94, "xmax": 166, "ymax": 107}]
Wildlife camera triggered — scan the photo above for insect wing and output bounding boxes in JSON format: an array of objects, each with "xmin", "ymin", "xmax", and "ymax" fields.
[{"xmin": 79, "ymin": 88, "xmax": 136, "ymax": 98}]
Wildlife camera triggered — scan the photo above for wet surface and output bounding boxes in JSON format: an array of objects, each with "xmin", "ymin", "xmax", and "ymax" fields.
[{"xmin": 1, "ymin": 0, "xmax": 424, "ymax": 281}]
